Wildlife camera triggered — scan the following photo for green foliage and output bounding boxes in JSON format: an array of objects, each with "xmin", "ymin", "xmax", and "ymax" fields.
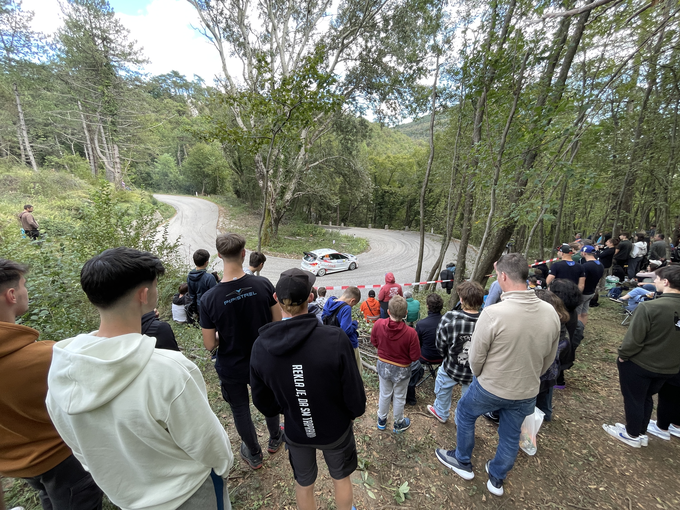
[{"xmin": 183, "ymin": 143, "xmax": 230, "ymax": 195}]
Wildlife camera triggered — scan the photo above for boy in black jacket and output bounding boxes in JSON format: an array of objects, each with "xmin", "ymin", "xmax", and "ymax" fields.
[{"xmin": 251, "ymin": 268, "xmax": 366, "ymax": 510}]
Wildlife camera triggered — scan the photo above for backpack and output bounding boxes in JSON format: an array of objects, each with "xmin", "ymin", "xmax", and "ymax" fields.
[
  {"xmin": 607, "ymin": 287, "xmax": 622, "ymax": 300},
  {"xmin": 323, "ymin": 302, "xmax": 350, "ymax": 327}
]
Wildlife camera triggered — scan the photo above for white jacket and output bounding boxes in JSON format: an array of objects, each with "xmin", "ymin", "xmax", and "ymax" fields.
[{"xmin": 46, "ymin": 333, "xmax": 233, "ymax": 510}]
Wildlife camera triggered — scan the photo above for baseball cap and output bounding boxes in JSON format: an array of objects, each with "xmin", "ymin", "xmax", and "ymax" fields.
[
  {"xmin": 558, "ymin": 244, "xmax": 572, "ymax": 253},
  {"xmin": 275, "ymin": 268, "xmax": 316, "ymax": 306},
  {"xmin": 581, "ymin": 245, "xmax": 595, "ymax": 253}
]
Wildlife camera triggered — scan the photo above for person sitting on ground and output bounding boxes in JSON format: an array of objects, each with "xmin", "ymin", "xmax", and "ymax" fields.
[
  {"xmin": 322, "ymin": 287, "xmax": 362, "ymax": 374},
  {"xmin": 18, "ymin": 205, "xmax": 40, "ymax": 240},
  {"xmin": 435, "ymin": 253, "xmax": 560, "ymax": 498},
  {"xmin": 0, "ymin": 259, "xmax": 103, "ymax": 509},
  {"xmin": 427, "ymin": 281, "xmax": 484, "ymax": 424},
  {"xmin": 360, "ymin": 289, "xmax": 381, "ymax": 323},
  {"xmin": 307, "ymin": 287, "xmax": 323, "ymax": 324},
  {"xmin": 172, "ymin": 282, "xmax": 190, "ymax": 324},
  {"xmin": 406, "ymin": 293, "xmax": 445, "ymax": 406},
  {"xmin": 603, "ymin": 265, "xmax": 680, "ymax": 448},
  {"xmin": 250, "ymin": 268, "xmax": 366, "ymax": 510},
  {"xmin": 244, "ymin": 251, "xmax": 266, "ymax": 275},
  {"xmin": 534, "ymin": 290, "xmax": 571, "ymax": 422},
  {"xmin": 378, "ymin": 272, "xmax": 403, "ymax": 318},
  {"xmin": 404, "ymin": 291, "xmax": 420, "ymax": 327},
  {"xmin": 371, "ymin": 296, "xmax": 421, "ymax": 433},
  {"xmin": 46, "ymin": 248, "xmax": 234, "ymax": 509},
  {"xmin": 186, "ymin": 249, "xmax": 218, "ymax": 320}
]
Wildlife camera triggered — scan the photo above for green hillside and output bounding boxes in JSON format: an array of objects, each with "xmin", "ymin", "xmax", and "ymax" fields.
[{"xmin": 392, "ymin": 115, "xmax": 449, "ymax": 141}]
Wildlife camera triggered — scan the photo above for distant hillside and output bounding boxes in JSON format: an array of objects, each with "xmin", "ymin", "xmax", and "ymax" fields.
[
  {"xmin": 363, "ymin": 122, "xmax": 426, "ymax": 155},
  {"xmin": 393, "ymin": 115, "xmax": 449, "ymax": 141}
]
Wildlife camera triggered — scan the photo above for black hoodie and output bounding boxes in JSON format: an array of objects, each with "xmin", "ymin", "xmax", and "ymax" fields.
[
  {"xmin": 141, "ymin": 311, "xmax": 179, "ymax": 351},
  {"xmin": 251, "ymin": 314, "xmax": 366, "ymax": 447}
]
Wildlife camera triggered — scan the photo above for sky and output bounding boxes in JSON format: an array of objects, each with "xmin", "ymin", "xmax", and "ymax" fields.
[{"xmin": 23, "ymin": 0, "xmax": 225, "ymax": 83}]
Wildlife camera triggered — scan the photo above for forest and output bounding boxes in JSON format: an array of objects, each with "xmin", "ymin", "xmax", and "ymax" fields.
[{"xmin": 2, "ymin": 0, "xmax": 680, "ymax": 301}]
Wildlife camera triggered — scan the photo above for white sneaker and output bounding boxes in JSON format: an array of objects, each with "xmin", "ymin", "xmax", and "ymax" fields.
[
  {"xmin": 10, "ymin": 507, "xmax": 27, "ymax": 510},
  {"xmin": 603, "ymin": 423, "xmax": 641, "ymax": 448},
  {"xmin": 647, "ymin": 420, "xmax": 671, "ymax": 440},
  {"xmin": 669, "ymin": 424, "xmax": 680, "ymax": 438},
  {"xmin": 616, "ymin": 423, "xmax": 648, "ymax": 446}
]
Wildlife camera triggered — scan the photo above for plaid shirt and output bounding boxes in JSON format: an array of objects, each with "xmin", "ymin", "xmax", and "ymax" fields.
[{"xmin": 436, "ymin": 310, "xmax": 479, "ymax": 384}]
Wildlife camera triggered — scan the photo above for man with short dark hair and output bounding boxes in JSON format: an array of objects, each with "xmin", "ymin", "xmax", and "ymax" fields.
[
  {"xmin": 435, "ymin": 253, "xmax": 560, "ymax": 498},
  {"xmin": 46, "ymin": 248, "xmax": 233, "ymax": 509},
  {"xmin": 0, "ymin": 259, "xmax": 103, "ymax": 510},
  {"xmin": 649, "ymin": 234, "xmax": 667, "ymax": 262},
  {"xmin": 200, "ymin": 233, "xmax": 283, "ymax": 470},
  {"xmin": 18, "ymin": 205, "xmax": 39, "ymax": 240},
  {"xmin": 244, "ymin": 251, "xmax": 267, "ymax": 275},
  {"xmin": 603, "ymin": 265, "xmax": 680, "ymax": 448},
  {"xmin": 576, "ymin": 246, "xmax": 604, "ymax": 326},
  {"xmin": 546, "ymin": 244, "xmax": 585, "ymax": 291},
  {"xmin": 187, "ymin": 248, "xmax": 217, "ymax": 319},
  {"xmin": 251, "ymin": 268, "xmax": 366, "ymax": 510}
]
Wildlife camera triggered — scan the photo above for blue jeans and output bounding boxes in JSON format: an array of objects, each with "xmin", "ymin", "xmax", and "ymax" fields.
[
  {"xmin": 535, "ymin": 386, "xmax": 554, "ymax": 421},
  {"xmin": 433, "ymin": 366, "xmax": 469, "ymax": 421},
  {"xmin": 454, "ymin": 378, "xmax": 536, "ymax": 481}
]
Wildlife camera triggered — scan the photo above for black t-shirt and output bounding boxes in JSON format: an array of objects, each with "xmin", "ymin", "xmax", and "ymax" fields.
[
  {"xmin": 582, "ymin": 260, "xmax": 604, "ymax": 295},
  {"xmin": 597, "ymin": 247, "xmax": 615, "ymax": 268},
  {"xmin": 200, "ymin": 274, "xmax": 277, "ymax": 384},
  {"xmin": 548, "ymin": 260, "xmax": 585, "ymax": 286},
  {"xmin": 615, "ymin": 240, "xmax": 632, "ymax": 262}
]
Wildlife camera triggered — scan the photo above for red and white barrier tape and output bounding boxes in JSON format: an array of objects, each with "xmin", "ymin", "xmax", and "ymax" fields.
[{"xmin": 321, "ymin": 259, "xmax": 561, "ymax": 289}]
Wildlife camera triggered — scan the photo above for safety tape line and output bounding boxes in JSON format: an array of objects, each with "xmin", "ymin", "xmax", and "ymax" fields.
[{"xmin": 321, "ymin": 258, "xmax": 561, "ymax": 289}]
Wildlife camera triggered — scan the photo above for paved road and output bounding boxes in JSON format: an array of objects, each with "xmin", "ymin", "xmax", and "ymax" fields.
[{"xmin": 155, "ymin": 194, "xmax": 474, "ymax": 298}]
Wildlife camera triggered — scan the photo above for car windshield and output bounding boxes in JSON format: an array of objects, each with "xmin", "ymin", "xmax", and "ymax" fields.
[{"xmin": 303, "ymin": 252, "xmax": 317, "ymax": 262}]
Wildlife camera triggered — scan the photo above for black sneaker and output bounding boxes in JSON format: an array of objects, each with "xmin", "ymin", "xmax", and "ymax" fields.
[
  {"xmin": 485, "ymin": 461, "xmax": 504, "ymax": 496},
  {"xmin": 240, "ymin": 442, "xmax": 263, "ymax": 469},
  {"xmin": 483, "ymin": 411, "xmax": 500, "ymax": 424},
  {"xmin": 268, "ymin": 425, "xmax": 285, "ymax": 454}
]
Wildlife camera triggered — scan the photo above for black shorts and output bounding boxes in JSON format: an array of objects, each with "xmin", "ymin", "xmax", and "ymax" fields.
[{"xmin": 286, "ymin": 429, "xmax": 358, "ymax": 487}]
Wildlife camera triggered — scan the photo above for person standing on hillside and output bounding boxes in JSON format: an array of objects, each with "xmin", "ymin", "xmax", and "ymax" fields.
[
  {"xmin": 614, "ymin": 232, "xmax": 633, "ymax": 279},
  {"xmin": 378, "ymin": 272, "xmax": 403, "ymax": 319},
  {"xmin": 244, "ymin": 252, "xmax": 267, "ymax": 275},
  {"xmin": 649, "ymin": 234, "xmax": 667, "ymax": 263},
  {"xmin": 603, "ymin": 265, "xmax": 680, "ymax": 448},
  {"xmin": 0, "ymin": 259, "xmax": 103, "ymax": 509},
  {"xmin": 18, "ymin": 205, "xmax": 39, "ymax": 240},
  {"xmin": 200, "ymin": 233, "xmax": 283, "ymax": 470},
  {"xmin": 187, "ymin": 249, "xmax": 218, "ymax": 320},
  {"xmin": 546, "ymin": 244, "xmax": 585, "ymax": 291},
  {"xmin": 435, "ymin": 254, "xmax": 560, "ymax": 498},
  {"xmin": 577, "ymin": 246, "xmax": 604, "ymax": 326}
]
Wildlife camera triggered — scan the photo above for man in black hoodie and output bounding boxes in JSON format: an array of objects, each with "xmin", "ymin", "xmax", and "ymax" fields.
[{"xmin": 251, "ymin": 268, "xmax": 366, "ymax": 510}]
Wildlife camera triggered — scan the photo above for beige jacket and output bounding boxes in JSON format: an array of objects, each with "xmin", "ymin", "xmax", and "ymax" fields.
[
  {"xmin": 19, "ymin": 210, "xmax": 38, "ymax": 231},
  {"xmin": 469, "ymin": 290, "xmax": 560, "ymax": 400}
]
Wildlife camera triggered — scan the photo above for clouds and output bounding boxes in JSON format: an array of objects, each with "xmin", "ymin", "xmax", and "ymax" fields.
[{"xmin": 23, "ymin": 0, "xmax": 224, "ymax": 84}]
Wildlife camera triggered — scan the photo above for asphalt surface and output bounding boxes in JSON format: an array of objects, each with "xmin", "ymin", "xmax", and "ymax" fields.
[{"xmin": 155, "ymin": 194, "xmax": 473, "ymax": 298}]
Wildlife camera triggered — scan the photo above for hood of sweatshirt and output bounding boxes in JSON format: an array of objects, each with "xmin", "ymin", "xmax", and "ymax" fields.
[
  {"xmin": 323, "ymin": 295, "xmax": 346, "ymax": 315},
  {"xmin": 256, "ymin": 314, "xmax": 318, "ymax": 356},
  {"xmin": 187, "ymin": 269, "xmax": 208, "ymax": 283},
  {"xmin": 48, "ymin": 332, "xmax": 156, "ymax": 415},
  {"xmin": 385, "ymin": 272, "xmax": 396, "ymax": 284},
  {"xmin": 0, "ymin": 322, "xmax": 40, "ymax": 358},
  {"xmin": 382, "ymin": 319, "xmax": 410, "ymax": 341},
  {"xmin": 172, "ymin": 293, "xmax": 184, "ymax": 305}
]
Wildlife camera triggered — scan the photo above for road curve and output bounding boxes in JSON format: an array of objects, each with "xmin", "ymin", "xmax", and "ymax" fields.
[{"xmin": 155, "ymin": 194, "xmax": 474, "ymax": 298}]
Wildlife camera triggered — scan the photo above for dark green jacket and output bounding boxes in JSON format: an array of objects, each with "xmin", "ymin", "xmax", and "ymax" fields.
[{"xmin": 618, "ymin": 293, "xmax": 680, "ymax": 374}]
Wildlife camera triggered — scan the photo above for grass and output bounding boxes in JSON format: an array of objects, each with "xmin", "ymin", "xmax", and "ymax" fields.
[{"xmin": 207, "ymin": 194, "xmax": 369, "ymax": 258}]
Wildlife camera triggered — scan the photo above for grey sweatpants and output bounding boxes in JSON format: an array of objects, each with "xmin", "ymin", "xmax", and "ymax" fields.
[
  {"xmin": 178, "ymin": 472, "xmax": 231, "ymax": 510},
  {"xmin": 377, "ymin": 360, "xmax": 410, "ymax": 424}
]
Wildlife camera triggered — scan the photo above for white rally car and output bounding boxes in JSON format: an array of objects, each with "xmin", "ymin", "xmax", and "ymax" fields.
[{"xmin": 300, "ymin": 249, "xmax": 359, "ymax": 276}]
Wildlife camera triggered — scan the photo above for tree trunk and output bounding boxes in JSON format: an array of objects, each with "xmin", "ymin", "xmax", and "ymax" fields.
[
  {"xmin": 78, "ymin": 100, "xmax": 97, "ymax": 177},
  {"xmin": 13, "ymin": 83, "xmax": 37, "ymax": 172},
  {"xmin": 415, "ymin": 52, "xmax": 440, "ymax": 288},
  {"xmin": 16, "ymin": 123, "xmax": 26, "ymax": 165},
  {"xmin": 449, "ymin": 175, "xmax": 474, "ymax": 308},
  {"xmin": 552, "ymin": 178, "xmax": 569, "ymax": 253}
]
